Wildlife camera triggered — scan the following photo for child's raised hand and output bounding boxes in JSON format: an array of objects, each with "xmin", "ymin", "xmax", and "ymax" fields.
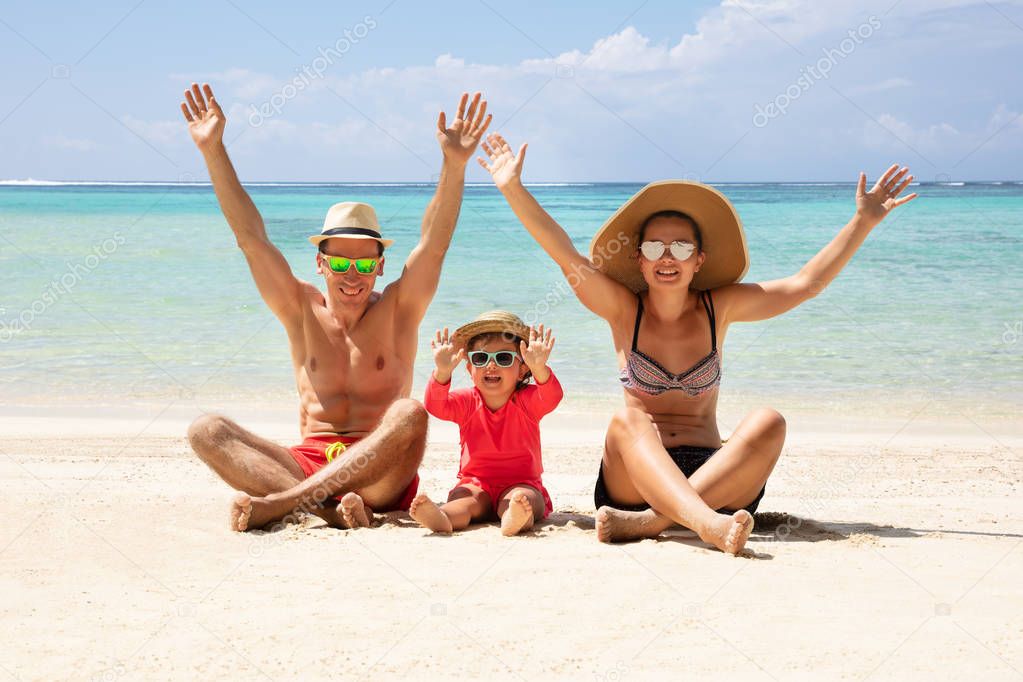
[
  {"xmin": 431, "ymin": 328, "xmax": 465, "ymax": 381},
  {"xmin": 520, "ymin": 324, "xmax": 554, "ymax": 381}
]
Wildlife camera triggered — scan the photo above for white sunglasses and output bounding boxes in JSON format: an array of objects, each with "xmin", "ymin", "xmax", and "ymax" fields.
[{"xmin": 639, "ymin": 240, "xmax": 696, "ymax": 261}]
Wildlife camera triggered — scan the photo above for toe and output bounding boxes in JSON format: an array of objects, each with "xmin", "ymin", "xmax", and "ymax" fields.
[
  {"xmin": 231, "ymin": 493, "xmax": 252, "ymax": 532},
  {"xmin": 409, "ymin": 493, "xmax": 428, "ymax": 516}
]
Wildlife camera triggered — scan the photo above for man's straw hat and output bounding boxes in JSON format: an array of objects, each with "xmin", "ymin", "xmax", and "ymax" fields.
[{"xmin": 308, "ymin": 202, "xmax": 394, "ymax": 249}]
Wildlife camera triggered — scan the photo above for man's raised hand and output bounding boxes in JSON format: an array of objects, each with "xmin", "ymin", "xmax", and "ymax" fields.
[
  {"xmin": 436, "ymin": 92, "xmax": 492, "ymax": 165},
  {"xmin": 181, "ymin": 83, "xmax": 226, "ymax": 152}
]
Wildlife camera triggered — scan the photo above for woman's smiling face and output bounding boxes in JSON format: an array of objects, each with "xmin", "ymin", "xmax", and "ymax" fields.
[{"xmin": 637, "ymin": 215, "xmax": 706, "ymax": 290}]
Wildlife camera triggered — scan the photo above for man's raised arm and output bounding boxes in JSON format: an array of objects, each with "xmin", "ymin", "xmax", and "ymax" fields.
[
  {"xmin": 394, "ymin": 92, "xmax": 491, "ymax": 322},
  {"xmin": 181, "ymin": 83, "xmax": 302, "ymax": 327}
]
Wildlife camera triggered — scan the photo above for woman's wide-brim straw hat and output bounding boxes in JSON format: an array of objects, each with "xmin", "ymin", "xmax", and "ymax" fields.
[
  {"xmin": 308, "ymin": 201, "xmax": 395, "ymax": 249},
  {"xmin": 589, "ymin": 180, "xmax": 749, "ymax": 292},
  {"xmin": 452, "ymin": 310, "xmax": 530, "ymax": 349}
]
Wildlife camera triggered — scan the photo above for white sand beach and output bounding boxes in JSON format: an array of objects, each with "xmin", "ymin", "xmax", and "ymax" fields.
[
  {"xmin": 3, "ymin": 2, "xmax": 1022, "ymax": 680},
  {"xmin": 1, "ymin": 400, "xmax": 1020, "ymax": 680}
]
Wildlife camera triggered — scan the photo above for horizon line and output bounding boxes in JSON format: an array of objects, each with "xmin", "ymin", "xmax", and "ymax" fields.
[{"xmin": 3, "ymin": 179, "xmax": 1020, "ymax": 186}]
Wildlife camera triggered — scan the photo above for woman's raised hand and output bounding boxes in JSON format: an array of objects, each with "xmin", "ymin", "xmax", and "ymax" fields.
[
  {"xmin": 855, "ymin": 164, "xmax": 918, "ymax": 227},
  {"xmin": 478, "ymin": 133, "xmax": 527, "ymax": 190},
  {"xmin": 180, "ymin": 83, "xmax": 226, "ymax": 152}
]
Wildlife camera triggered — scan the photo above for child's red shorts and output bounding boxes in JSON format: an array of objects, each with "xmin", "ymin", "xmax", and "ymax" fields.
[{"xmin": 450, "ymin": 476, "xmax": 553, "ymax": 518}]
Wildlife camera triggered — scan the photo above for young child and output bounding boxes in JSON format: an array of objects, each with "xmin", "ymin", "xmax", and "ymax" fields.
[{"xmin": 410, "ymin": 311, "xmax": 563, "ymax": 536}]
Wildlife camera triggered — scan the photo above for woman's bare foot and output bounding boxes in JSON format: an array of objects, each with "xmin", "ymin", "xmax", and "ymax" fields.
[
  {"xmin": 230, "ymin": 492, "xmax": 284, "ymax": 531},
  {"xmin": 339, "ymin": 492, "xmax": 374, "ymax": 529},
  {"xmin": 500, "ymin": 491, "xmax": 535, "ymax": 536},
  {"xmin": 595, "ymin": 506, "xmax": 673, "ymax": 543},
  {"xmin": 409, "ymin": 493, "xmax": 454, "ymax": 534},
  {"xmin": 698, "ymin": 510, "xmax": 754, "ymax": 555}
]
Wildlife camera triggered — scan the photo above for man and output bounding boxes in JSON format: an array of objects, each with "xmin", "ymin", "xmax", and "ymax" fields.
[{"xmin": 179, "ymin": 82, "xmax": 491, "ymax": 531}]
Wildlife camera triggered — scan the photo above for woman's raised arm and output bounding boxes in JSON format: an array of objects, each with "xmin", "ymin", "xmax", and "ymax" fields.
[
  {"xmin": 716, "ymin": 164, "xmax": 917, "ymax": 324},
  {"xmin": 479, "ymin": 133, "xmax": 634, "ymax": 323}
]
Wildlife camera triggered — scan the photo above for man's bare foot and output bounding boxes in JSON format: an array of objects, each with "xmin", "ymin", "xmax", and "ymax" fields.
[
  {"xmin": 230, "ymin": 492, "xmax": 284, "ymax": 531},
  {"xmin": 500, "ymin": 491, "xmax": 534, "ymax": 536},
  {"xmin": 308, "ymin": 503, "xmax": 347, "ymax": 529},
  {"xmin": 339, "ymin": 492, "xmax": 373, "ymax": 529},
  {"xmin": 230, "ymin": 492, "xmax": 252, "ymax": 531},
  {"xmin": 409, "ymin": 493, "xmax": 453, "ymax": 534},
  {"xmin": 595, "ymin": 506, "xmax": 671, "ymax": 543},
  {"xmin": 698, "ymin": 510, "xmax": 754, "ymax": 555}
]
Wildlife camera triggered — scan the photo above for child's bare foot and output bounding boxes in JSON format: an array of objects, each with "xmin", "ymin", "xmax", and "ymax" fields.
[
  {"xmin": 409, "ymin": 493, "xmax": 453, "ymax": 533},
  {"xmin": 698, "ymin": 510, "xmax": 754, "ymax": 555},
  {"xmin": 339, "ymin": 492, "xmax": 373, "ymax": 529},
  {"xmin": 595, "ymin": 506, "xmax": 670, "ymax": 543},
  {"xmin": 500, "ymin": 491, "xmax": 535, "ymax": 536}
]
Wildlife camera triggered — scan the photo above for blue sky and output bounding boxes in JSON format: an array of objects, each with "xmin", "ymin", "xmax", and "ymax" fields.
[{"xmin": 1, "ymin": 0, "xmax": 1020, "ymax": 182}]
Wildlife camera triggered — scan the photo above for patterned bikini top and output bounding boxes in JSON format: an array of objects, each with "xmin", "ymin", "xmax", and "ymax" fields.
[{"xmin": 619, "ymin": 290, "xmax": 721, "ymax": 397}]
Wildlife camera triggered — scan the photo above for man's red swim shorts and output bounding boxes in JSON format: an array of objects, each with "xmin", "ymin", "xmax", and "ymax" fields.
[{"xmin": 288, "ymin": 435, "xmax": 419, "ymax": 511}]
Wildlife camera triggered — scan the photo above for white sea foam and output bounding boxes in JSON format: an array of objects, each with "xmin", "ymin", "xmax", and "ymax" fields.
[
  {"xmin": 0, "ymin": 179, "xmax": 205, "ymax": 187},
  {"xmin": 0, "ymin": 179, "xmax": 601, "ymax": 188}
]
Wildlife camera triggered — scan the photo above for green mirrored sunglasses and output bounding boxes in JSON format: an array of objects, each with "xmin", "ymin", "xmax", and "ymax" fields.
[{"xmin": 323, "ymin": 255, "xmax": 379, "ymax": 275}]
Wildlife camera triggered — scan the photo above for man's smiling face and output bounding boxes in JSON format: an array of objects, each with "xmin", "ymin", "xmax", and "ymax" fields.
[{"xmin": 316, "ymin": 237, "xmax": 384, "ymax": 307}]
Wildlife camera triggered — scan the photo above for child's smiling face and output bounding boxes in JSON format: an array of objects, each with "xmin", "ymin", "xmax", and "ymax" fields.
[{"xmin": 465, "ymin": 334, "xmax": 528, "ymax": 405}]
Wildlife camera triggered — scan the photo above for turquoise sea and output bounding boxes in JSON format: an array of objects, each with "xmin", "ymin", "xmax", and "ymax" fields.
[{"xmin": 1, "ymin": 181, "xmax": 1020, "ymax": 414}]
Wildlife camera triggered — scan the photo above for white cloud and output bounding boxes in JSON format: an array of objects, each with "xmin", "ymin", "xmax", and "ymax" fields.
[
  {"xmin": 434, "ymin": 54, "xmax": 465, "ymax": 69},
  {"xmin": 120, "ymin": 115, "xmax": 185, "ymax": 148},
  {"xmin": 517, "ymin": 2, "xmax": 875, "ymax": 75},
  {"xmin": 21, "ymin": 0, "xmax": 1019, "ymax": 181},
  {"xmin": 849, "ymin": 77, "xmax": 913, "ymax": 94},
  {"xmin": 42, "ymin": 135, "xmax": 99, "ymax": 152},
  {"xmin": 522, "ymin": 27, "xmax": 674, "ymax": 73},
  {"xmin": 866, "ymin": 108, "xmax": 1023, "ymax": 164},
  {"xmin": 987, "ymin": 104, "xmax": 1023, "ymax": 133},
  {"xmin": 873, "ymin": 113, "xmax": 960, "ymax": 148}
]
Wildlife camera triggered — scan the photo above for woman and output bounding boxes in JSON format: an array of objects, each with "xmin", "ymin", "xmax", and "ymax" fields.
[{"xmin": 478, "ymin": 133, "xmax": 916, "ymax": 554}]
